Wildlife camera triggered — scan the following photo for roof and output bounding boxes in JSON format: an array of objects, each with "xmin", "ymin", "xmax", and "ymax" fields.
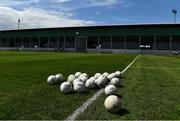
[{"xmin": 0, "ymin": 23, "xmax": 180, "ymax": 32}]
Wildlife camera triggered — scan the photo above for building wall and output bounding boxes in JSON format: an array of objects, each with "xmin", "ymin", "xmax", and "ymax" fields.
[
  {"xmin": 0, "ymin": 25, "xmax": 180, "ymax": 54},
  {"xmin": 1, "ymin": 26, "xmax": 180, "ymax": 37}
]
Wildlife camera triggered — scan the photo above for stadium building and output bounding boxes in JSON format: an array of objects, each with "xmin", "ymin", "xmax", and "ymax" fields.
[{"xmin": 0, "ymin": 24, "xmax": 180, "ymax": 54}]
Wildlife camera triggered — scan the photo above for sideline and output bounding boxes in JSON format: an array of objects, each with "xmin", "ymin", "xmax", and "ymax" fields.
[{"xmin": 132, "ymin": 66, "xmax": 180, "ymax": 71}]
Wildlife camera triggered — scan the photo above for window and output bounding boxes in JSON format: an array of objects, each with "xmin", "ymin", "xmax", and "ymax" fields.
[
  {"xmin": 172, "ymin": 36, "xmax": 180, "ymax": 50},
  {"xmin": 87, "ymin": 36, "xmax": 98, "ymax": 49},
  {"xmin": 140, "ymin": 36, "xmax": 154, "ymax": 50},
  {"xmin": 2, "ymin": 38, "xmax": 7, "ymax": 47},
  {"xmin": 112, "ymin": 36, "xmax": 124, "ymax": 49},
  {"xmin": 65, "ymin": 36, "xmax": 75, "ymax": 48},
  {"xmin": 49, "ymin": 37, "xmax": 57, "ymax": 48},
  {"xmin": 31, "ymin": 37, "xmax": 39, "ymax": 48},
  {"xmin": 40, "ymin": 37, "xmax": 48, "ymax": 48},
  {"xmin": 0, "ymin": 38, "xmax": 2, "ymax": 47},
  {"xmin": 15, "ymin": 38, "xmax": 23, "ymax": 47},
  {"xmin": 156, "ymin": 36, "xmax": 170, "ymax": 50},
  {"xmin": 58, "ymin": 37, "xmax": 64, "ymax": 49},
  {"xmin": 9, "ymin": 38, "xmax": 15, "ymax": 47},
  {"xmin": 99, "ymin": 36, "xmax": 111, "ymax": 49},
  {"xmin": 126, "ymin": 36, "xmax": 139, "ymax": 49},
  {"xmin": 24, "ymin": 38, "xmax": 31, "ymax": 48}
]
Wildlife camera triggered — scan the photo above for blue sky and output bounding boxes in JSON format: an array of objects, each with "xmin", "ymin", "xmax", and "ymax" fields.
[{"xmin": 0, "ymin": 0, "xmax": 179, "ymax": 30}]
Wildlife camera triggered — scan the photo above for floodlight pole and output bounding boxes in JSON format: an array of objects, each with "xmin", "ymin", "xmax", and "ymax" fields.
[
  {"xmin": 174, "ymin": 12, "xmax": 177, "ymax": 24},
  {"xmin": 18, "ymin": 19, "xmax": 20, "ymax": 30},
  {"xmin": 172, "ymin": 9, "xmax": 177, "ymax": 24},
  {"xmin": 139, "ymin": 36, "xmax": 141, "ymax": 55}
]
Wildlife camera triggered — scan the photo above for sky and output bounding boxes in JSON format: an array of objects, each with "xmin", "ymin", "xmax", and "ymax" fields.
[{"xmin": 0, "ymin": 0, "xmax": 179, "ymax": 30}]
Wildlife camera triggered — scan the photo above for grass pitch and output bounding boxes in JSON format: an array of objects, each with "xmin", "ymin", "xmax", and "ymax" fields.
[
  {"xmin": 0, "ymin": 51, "xmax": 135, "ymax": 120},
  {"xmin": 77, "ymin": 55, "xmax": 180, "ymax": 120}
]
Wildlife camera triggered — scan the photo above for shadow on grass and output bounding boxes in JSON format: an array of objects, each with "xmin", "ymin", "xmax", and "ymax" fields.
[
  {"xmin": 61, "ymin": 90, "xmax": 91, "ymax": 95},
  {"xmin": 115, "ymin": 94, "xmax": 123, "ymax": 98},
  {"xmin": 108, "ymin": 94, "xmax": 129, "ymax": 116},
  {"xmin": 116, "ymin": 85, "xmax": 124, "ymax": 88},
  {"xmin": 120, "ymin": 76, "xmax": 124, "ymax": 79},
  {"xmin": 111, "ymin": 108, "xmax": 130, "ymax": 116}
]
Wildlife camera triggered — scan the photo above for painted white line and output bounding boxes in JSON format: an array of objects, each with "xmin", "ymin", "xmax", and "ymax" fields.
[
  {"xmin": 132, "ymin": 66, "xmax": 180, "ymax": 71},
  {"xmin": 65, "ymin": 89, "xmax": 104, "ymax": 121},
  {"xmin": 121, "ymin": 55, "xmax": 140, "ymax": 74},
  {"xmin": 65, "ymin": 55, "xmax": 140, "ymax": 121}
]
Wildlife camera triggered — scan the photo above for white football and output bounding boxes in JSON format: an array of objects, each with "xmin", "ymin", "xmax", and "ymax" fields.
[
  {"xmin": 94, "ymin": 73, "xmax": 101, "ymax": 79},
  {"xmin": 89, "ymin": 77, "xmax": 96, "ymax": 82},
  {"xmin": 74, "ymin": 82, "xmax": 86, "ymax": 93},
  {"xmin": 85, "ymin": 78, "xmax": 96, "ymax": 89},
  {"xmin": 104, "ymin": 95, "xmax": 122, "ymax": 113},
  {"xmin": 95, "ymin": 79, "xmax": 98, "ymax": 84},
  {"xmin": 55, "ymin": 73, "xmax": 64, "ymax": 83},
  {"xmin": 110, "ymin": 78, "xmax": 120, "ymax": 86},
  {"xmin": 107, "ymin": 73, "xmax": 117, "ymax": 80},
  {"xmin": 103, "ymin": 72, "xmax": 109, "ymax": 77},
  {"xmin": 95, "ymin": 75, "xmax": 108, "ymax": 88},
  {"xmin": 115, "ymin": 71, "xmax": 122, "ymax": 78},
  {"xmin": 80, "ymin": 73, "xmax": 88, "ymax": 78},
  {"xmin": 73, "ymin": 78, "xmax": 82, "ymax": 85},
  {"xmin": 60, "ymin": 82, "xmax": 73, "ymax": 93},
  {"xmin": 67, "ymin": 74, "xmax": 76, "ymax": 83},
  {"xmin": 47, "ymin": 75, "xmax": 57, "ymax": 84},
  {"xmin": 79, "ymin": 76, "xmax": 88, "ymax": 83},
  {"xmin": 105, "ymin": 85, "xmax": 117, "ymax": 95},
  {"xmin": 75, "ymin": 72, "xmax": 82, "ymax": 77}
]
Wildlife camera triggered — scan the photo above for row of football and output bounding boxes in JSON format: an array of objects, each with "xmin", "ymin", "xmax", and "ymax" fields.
[
  {"xmin": 47, "ymin": 71, "xmax": 121, "ymax": 93},
  {"xmin": 47, "ymin": 71, "xmax": 123, "ymax": 113}
]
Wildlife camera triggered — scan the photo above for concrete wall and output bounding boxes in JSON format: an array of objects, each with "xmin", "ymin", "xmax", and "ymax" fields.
[
  {"xmin": 0, "ymin": 47, "xmax": 57, "ymax": 51},
  {"xmin": 0, "ymin": 47, "xmax": 179, "ymax": 55},
  {"xmin": 87, "ymin": 49, "xmax": 178, "ymax": 55}
]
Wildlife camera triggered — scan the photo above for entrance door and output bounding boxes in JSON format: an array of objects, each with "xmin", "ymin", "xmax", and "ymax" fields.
[{"xmin": 76, "ymin": 36, "xmax": 87, "ymax": 52}]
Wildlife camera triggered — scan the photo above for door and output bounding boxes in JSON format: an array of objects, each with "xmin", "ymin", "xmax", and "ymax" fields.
[{"xmin": 76, "ymin": 36, "xmax": 87, "ymax": 52}]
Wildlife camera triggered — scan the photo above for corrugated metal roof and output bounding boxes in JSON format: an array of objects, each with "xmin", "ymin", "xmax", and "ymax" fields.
[{"xmin": 0, "ymin": 23, "xmax": 180, "ymax": 32}]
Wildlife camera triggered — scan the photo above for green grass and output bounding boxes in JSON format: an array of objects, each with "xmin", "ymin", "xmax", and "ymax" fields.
[
  {"xmin": 0, "ymin": 51, "xmax": 135, "ymax": 120},
  {"xmin": 77, "ymin": 55, "xmax": 180, "ymax": 120}
]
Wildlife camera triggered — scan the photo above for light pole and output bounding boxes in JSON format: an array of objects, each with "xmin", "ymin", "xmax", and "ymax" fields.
[
  {"xmin": 18, "ymin": 19, "xmax": 20, "ymax": 29},
  {"xmin": 172, "ymin": 8, "xmax": 177, "ymax": 24}
]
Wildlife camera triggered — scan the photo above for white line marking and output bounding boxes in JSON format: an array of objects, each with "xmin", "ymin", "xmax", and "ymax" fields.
[
  {"xmin": 65, "ymin": 89, "xmax": 104, "ymax": 121},
  {"xmin": 132, "ymin": 66, "xmax": 180, "ymax": 71},
  {"xmin": 65, "ymin": 55, "xmax": 140, "ymax": 121},
  {"xmin": 121, "ymin": 55, "xmax": 140, "ymax": 74}
]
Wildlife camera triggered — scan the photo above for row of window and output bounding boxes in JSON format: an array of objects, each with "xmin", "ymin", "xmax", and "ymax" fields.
[
  {"xmin": 0, "ymin": 36, "xmax": 180, "ymax": 50},
  {"xmin": 0, "ymin": 37, "xmax": 74, "ymax": 48}
]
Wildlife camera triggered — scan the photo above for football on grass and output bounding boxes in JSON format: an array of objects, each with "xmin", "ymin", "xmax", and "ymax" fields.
[
  {"xmin": 105, "ymin": 85, "xmax": 117, "ymax": 95},
  {"xmin": 60, "ymin": 82, "xmax": 73, "ymax": 93},
  {"xmin": 47, "ymin": 75, "xmax": 56, "ymax": 84},
  {"xmin": 104, "ymin": 95, "xmax": 122, "ymax": 113}
]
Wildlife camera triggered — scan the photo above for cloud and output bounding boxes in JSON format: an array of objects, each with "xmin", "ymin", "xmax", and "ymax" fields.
[
  {"xmin": 89, "ymin": 0, "xmax": 124, "ymax": 7},
  {"xmin": 53, "ymin": 0, "xmax": 71, "ymax": 3},
  {"xmin": 0, "ymin": 6, "xmax": 96, "ymax": 30},
  {"xmin": 0, "ymin": 0, "xmax": 41, "ymax": 6},
  {"xmin": 52, "ymin": 0, "xmax": 125, "ymax": 10}
]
